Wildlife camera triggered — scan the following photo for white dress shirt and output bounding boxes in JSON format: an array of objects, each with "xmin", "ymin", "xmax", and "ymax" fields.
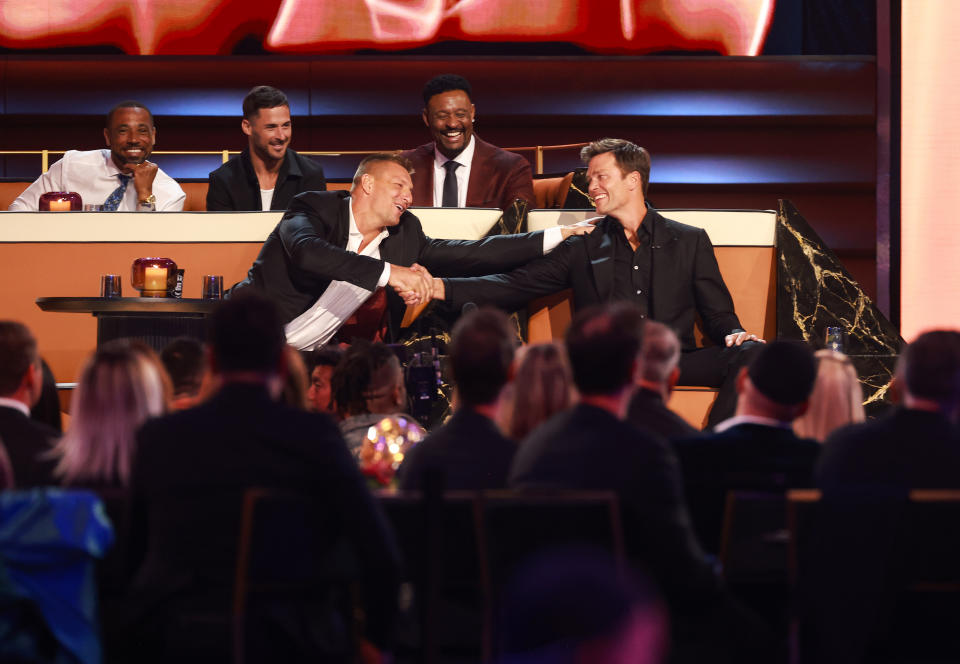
[
  {"xmin": 284, "ymin": 198, "xmax": 392, "ymax": 350},
  {"xmin": 8, "ymin": 149, "xmax": 186, "ymax": 212},
  {"xmin": 432, "ymin": 135, "xmax": 475, "ymax": 208}
]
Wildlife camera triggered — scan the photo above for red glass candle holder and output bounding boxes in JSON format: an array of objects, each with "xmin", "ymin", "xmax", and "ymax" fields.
[
  {"xmin": 131, "ymin": 257, "xmax": 177, "ymax": 297},
  {"xmin": 39, "ymin": 191, "xmax": 82, "ymax": 211}
]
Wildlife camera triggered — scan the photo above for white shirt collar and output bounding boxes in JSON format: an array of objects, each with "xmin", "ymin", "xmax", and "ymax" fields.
[
  {"xmin": 0, "ymin": 397, "xmax": 30, "ymax": 417},
  {"xmin": 433, "ymin": 134, "xmax": 475, "ymax": 169},
  {"xmin": 100, "ymin": 148, "xmax": 124, "ymax": 177},
  {"xmin": 712, "ymin": 414, "xmax": 793, "ymax": 433},
  {"xmin": 347, "ymin": 196, "xmax": 389, "ymax": 254}
]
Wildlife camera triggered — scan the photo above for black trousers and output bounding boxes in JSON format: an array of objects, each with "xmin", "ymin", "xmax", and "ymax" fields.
[{"xmin": 677, "ymin": 341, "xmax": 762, "ymax": 428}]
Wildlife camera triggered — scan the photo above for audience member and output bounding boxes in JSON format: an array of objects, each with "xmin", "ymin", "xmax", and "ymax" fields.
[
  {"xmin": 129, "ymin": 293, "xmax": 400, "ymax": 661},
  {"xmin": 398, "ymin": 307, "xmax": 518, "ymax": 490},
  {"xmin": 793, "ymin": 349, "xmax": 866, "ymax": 442},
  {"xmin": 160, "ymin": 337, "xmax": 207, "ymax": 410},
  {"xmin": 0, "ymin": 321, "xmax": 58, "ymax": 488},
  {"xmin": 0, "ymin": 443, "xmax": 13, "ymax": 490},
  {"xmin": 333, "ymin": 341, "xmax": 412, "ymax": 457},
  {"xmin": 306, "ymin": 346, "xmax": 342, "ymax": 415},
  {"xmin": 509, "ymin": 303, "xmax": 718, "ymax": 604},
  {"xmin": 9, "ymin": 101, "xmax": 185, "ymax": 211},
  {"xmin": 498, "ymin": 548, "xmax": 668, "ymax": 664},
  {"xmin": 498, "ymin": 342, "xmax": 575, "ymax": 441},
  {"xmin": 674, "ymin": 340, "xmax": 820, "ymax": 552},
  {"xmin": 626, "ymin": 320, "xmax": 699, "ymax": 440},
  {"xmin": 52, "ymin": 344, "xmax": 166, "ymax": 487},
  {"xmin": 817, "ymin": 330, "xmax": 960, "ymax": 488},
  {"xmin": 206, "ymin": 85, "xmax": 327, "ymax": 211},
  {"xmin": 400, "ymin": 74, "xmax": 535, "ymax": 210}
]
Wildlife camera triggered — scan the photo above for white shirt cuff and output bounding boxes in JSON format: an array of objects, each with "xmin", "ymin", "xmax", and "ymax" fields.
[
  {"xmin": 542, "ymin": 225, "xmax": 564, "ymax": 254},
  {"xmin": 378, "ymin": 262, "xmax": 391, "ymax": 289}
]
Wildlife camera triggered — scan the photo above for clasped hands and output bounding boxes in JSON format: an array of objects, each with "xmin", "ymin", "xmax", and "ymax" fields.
[{"xmin": 388, "ymin": 263, "xmax": 442, "ymax": 306}]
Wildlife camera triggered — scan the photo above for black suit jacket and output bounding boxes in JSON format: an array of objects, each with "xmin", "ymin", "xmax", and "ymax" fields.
[
  {"xmin": 675, "ymin": 422, "xmax": 820, "ymax": 552},
  {"xmin": 0, "ymin": 405, "xmax": 58, "ymax": 488},
  {"xmin": 397, "ymin": 408, "xmax": 516, "ymax": 491},
  {"xmin": 130, "ymin": 383, "xmax": 400, "ymax": 649},
  {"xmin": 509, "ymin": 404, "xmax": 718, "ymax": 603},
  {"xmin": 816, "ymin": 407, "xmax": 960, "ymax": 489},
  {"xmin": 626, "ymin": 387, "xmax": 700, "ymax": 440},
  {"xmin": 443, "ymin": 207, "xmax": 742, "ymax": 350},
  {"xmin": 400, "ymin": 137, "xmax": 535, "ymax": 209},
  {"xmin": 206, "ymin": 148, "xmax": 327, "ymax": 211},
  {"xmin": 230, "ymin": 190, "xmax": 545, "ymax": 338}
]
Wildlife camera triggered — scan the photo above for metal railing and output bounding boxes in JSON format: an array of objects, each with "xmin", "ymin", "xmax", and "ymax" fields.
[{"xmin": 0, "ymin": 143, "xmax": 588, "ymax": 176}]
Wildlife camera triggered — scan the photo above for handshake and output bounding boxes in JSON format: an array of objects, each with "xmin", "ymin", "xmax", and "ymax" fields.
[{"xmin": 387, "ymin": 263, "xmax": 444, "ymax": 306}]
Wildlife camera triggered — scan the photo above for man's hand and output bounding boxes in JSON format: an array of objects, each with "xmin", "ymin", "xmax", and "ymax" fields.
[
  {"xmin": 725, "ymin": 331, "xmax": 765, "ymax": 347},
  {"xmin": 560, "ymin": 219, "xmax": 599, "ymax": 240},
  {"xmin": 126, "ymin": 160, "xmax": 159, "ymax": 201},
  {"xmin": 388, "ymin": 263, "xmax": 433, "ymax": 305}
]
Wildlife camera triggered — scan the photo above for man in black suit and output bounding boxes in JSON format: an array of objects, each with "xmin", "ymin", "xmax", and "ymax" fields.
[
  {"xmin": 675, "ymin": 340, "xmax": 820, "ymax": 553},
  {"xmin": 817, "ymin": 330, "xmax": 960, "ymax": 489},
  {"xmin": 398, "ymin": 307, "xmax": 518, "ymax": 490},
  {"xmin": 230, "ymin": 153, "xmax": 590, "ymax": 349},
  {"xmin": 206, "ymin": 85, "xmax": 327, "ymax": 211},
  {"xmin": 627, "ymin": 320, "xmax": 700, "ymax": 440},
  {"xmin": 130, "ymin": 294, "xmax": 400, "ymax": 661},
  {"xmin": 433, "ymin": 138, "xmax": 762, "ymax": 425},
  {"xmin": 0, "ymin": 321, "xmax": 58, "ymax": 488}
]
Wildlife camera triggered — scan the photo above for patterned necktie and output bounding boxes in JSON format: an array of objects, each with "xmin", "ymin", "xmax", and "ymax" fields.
[
  {"xmin": 102, "ymin": 174, "xmax": 132, "ymax": 211},
  {"xmin": 442, "ymin": 160, "xmax": 461, "ymax": 207}
]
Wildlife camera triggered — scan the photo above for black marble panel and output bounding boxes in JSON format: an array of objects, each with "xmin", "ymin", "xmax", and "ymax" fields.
[{"xmin": 777, "ymin": 199, "xmax": 903, "ymax": 409}]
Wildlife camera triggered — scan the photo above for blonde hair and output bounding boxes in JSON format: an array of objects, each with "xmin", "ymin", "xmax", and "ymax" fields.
[
  {"xmin": 793, "ymin": 350, "xmax": 865, "ymax": 442},
  {"xmin": 500, "ymin": 343, "xmax": 576, "ymax": 441},
  {"xmin": 53, "ymin": 345, "xmax": 166, "ymax": 486}
]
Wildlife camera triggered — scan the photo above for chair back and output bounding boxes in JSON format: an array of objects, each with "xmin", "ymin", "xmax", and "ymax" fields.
[{"xmin": 718, "ymin": 490, "xmax": 789, "ymax": 586}]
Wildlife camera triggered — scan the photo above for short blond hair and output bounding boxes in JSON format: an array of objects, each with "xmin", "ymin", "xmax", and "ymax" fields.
[{"xmin": 351, "ymin": 153, "xmax": 414, "ymax": 190}]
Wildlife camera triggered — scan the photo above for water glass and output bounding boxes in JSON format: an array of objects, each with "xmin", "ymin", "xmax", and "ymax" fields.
[
  {"xmin": 201, "ymin": 275, "xmax": 223, "ymax": 300},
  {"xmin": 99, "ymin": 274, "xmax": 122, "ymax": 298}
]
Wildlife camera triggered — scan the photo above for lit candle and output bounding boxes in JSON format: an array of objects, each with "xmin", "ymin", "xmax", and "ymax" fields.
[
  {"xmin": 48, "ymin": 199, "xmax": 71, "ymax": 211},
  {"xmin": 144, "ymin": 266, "xmax": 167, "ymax": 292}
]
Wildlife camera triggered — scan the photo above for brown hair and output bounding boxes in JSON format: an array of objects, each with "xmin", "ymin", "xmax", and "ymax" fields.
[
  {"xmin": 351, "ymin": 153, "xmax": 414, "ymax": 190},
  {"xmin": 0, "ymin": 321, "xmax": 37, "ymax": 396},
  {"xmin": 501, "ymin": 343, "xmax": 575, "ymax": 441},
  {"xmin": 580, "ymin": 138, "xmax": 651, "ymax": 196}
]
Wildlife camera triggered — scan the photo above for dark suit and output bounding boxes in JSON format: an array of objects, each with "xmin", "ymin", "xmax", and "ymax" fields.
[
  {"xmin": 400, "ymin": 137, "xmax": 535, "ymax": 210},
  {"xmin": 130, "ymin": 383, "xmax": 400, "ymax": 653},
  {"xmin": 443, "ymin": 207, "xmax": 754, "ymax": 424},
  {"xmin": 0, "ymin": 404, "xmax": 58, "ymax": 488},
  {"xmin": 627, "ymin": 387, "xmax": 700, "ymax": 440},
  {"xmin": 230, "ymin": 190, "xmax": 545, "ymax": 339},
  {"xmin": 816, "ymin": 407, "xmax": 960, "ymax": 489},
  {"xmin": 674, "ymin": 422, "xmax": 820, "ymax": 553},
  {"xmin": 509, "ymin": 404, "xmax": 718, "ymax": 603},
  {"xmin": 206, "ymin": 148, "xmax": 327, "ymax": 211},
  {"xmin": 397, "ymin": 408, "xmax": 516, "ymax": 491}
]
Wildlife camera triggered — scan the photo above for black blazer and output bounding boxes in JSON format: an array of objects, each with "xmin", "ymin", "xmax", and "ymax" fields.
[
  {"xmin": 206, "ymin": 148, "xmax": 327, "ymax": 211},
  {"xmin": 0, "ymin": 405, "xmax": 58, "ymax": 488},
  {"xmin": 130, "ymin": 383, "xmax": 400, "ymax": 649},
  {"xmin": 509, "ymin": 404, "xmax": 719, "ymax": 603},
  {"xmin": 443, "ymin": 206, "xmax": 742, "ymax": 350},
  {"xmin": 397, "ymin": 408, "xmax": 517, "ymax": 491},
  {"xmin": 230, "ymin": 190, "xmax": 545, "ymax": 338},
  {"xmin": 626, "ymin": 387, "xmax": 700, "ymax": 441},
  {"xmin": 816, "ymin": 407, "xmax": 960, "ymax": 489}
]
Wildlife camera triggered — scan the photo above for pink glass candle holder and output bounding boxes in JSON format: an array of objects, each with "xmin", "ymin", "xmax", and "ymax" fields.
[
  {"xmin": 131, "ymin": 257, "xmax": 177, "ymax": 297},
  {"xmin": 39, "ymin": 192, "xmax": 82, "ymax": 211}
]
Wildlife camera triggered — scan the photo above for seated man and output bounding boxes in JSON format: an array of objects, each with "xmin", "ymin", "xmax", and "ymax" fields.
[
  {"xmin": 9, "ymin": 101, "xmax": 185, "ymax": 211},
  {"xmin": 206, "ymin": 85, "xmax": 327, "ymax": 211},
  {"xmin": 626, "ymin": 320, "xmax": 700, "ymax": 440},
  {"xmin": 400, "ymin": 74, "xmax": 535, "ymax": 210},
  {"xmin": 674, "ymin": 339, "xmax": 820, "ymax": 553},
  {"xmin": 433, "ymin": 138, "xmax": 763, "ymax": 425},
  {"xmin": 130, "ymin": 293, "xmax": 399, "ymax": 661},
  {"xmin": 817, "ymin": 329, "xmax": 960, "ymax": 489},
  {"xmin": 398, "ymin": 307, "xmax": 518, "ymax": 490},
  {"xmin": 230, "ymin": 153, "xmax": 589, "ymax": 350}
]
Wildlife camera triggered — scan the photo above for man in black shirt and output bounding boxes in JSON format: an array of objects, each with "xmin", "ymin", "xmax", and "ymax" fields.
[
  {"xmin": 207, "ymin": 85, "xmax": 327, "ymax": 211},
  {"xmin": 434, "ymin": 138, "xmax": 763, "ymax": 425}
]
